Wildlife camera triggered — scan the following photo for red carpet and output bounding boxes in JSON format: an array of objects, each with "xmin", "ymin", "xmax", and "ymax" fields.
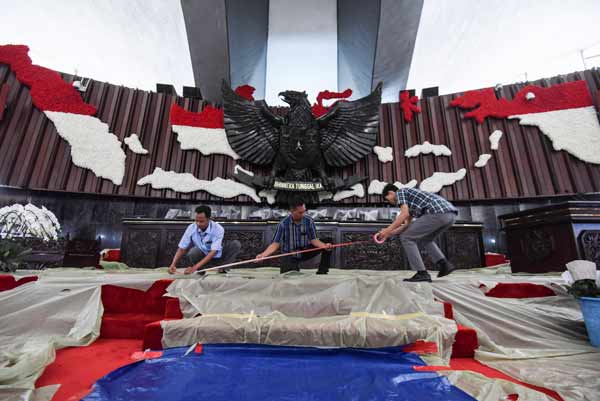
[
  {"xmin": 0, "ymin": 274, "xmax": 38, "ymax": 291},
  {"xmin": 416, "ymin": 359, "xmax": 564, "ymax": 401},
  {"xmin": 100, "ymin": 279, "xmax": 179, "ymax": 339},
  {"xmin": 484, "ymin": 283, "xmax": 556, "ymax": 298},
  {"xmin": 35, "ymin": 339, "xmax": 142, "ymax": 401}
]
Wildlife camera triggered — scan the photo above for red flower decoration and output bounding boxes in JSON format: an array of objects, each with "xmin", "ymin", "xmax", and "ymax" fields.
[
  {"xmin": 169, "ymin": 85, "xmax": 255, "ymax": 128},
  {"xmin": 234, "ymin": 85, "xmax": 255, "ymax": 101},
  {"xmin": 0, "ymin": 44, "xmax": 96, "ymax": 115},
  {"xmin": 399, "ymin": 90, "xmax": 421, "ymax": 122},
  {"xmin": 311, "ymin": 88, "xmax": 352, "ymax": 117},
  {"xmin": 450, "ymin": 81, "xmax": 594, "ymax": 124},
  {"xmin": 170, "ymin": 103, "xmax": 224, "ymax": 128}
]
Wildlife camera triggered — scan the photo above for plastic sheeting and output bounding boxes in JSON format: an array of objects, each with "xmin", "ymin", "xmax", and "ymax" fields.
[
  {"xmin": 81, "ymin": 344, "xmax": 476, "ymax": 401},
  {"xmin": 161, "ymin": 311, "xmax": 458, "ymax": 364},
  {"xmin": 442, "ymin": 371, "xmax": 556, "ymax": 401},
  {"xmin": 0, "ymin": 268, "xmax": 177, "ymax": 401},
  {"xmin": 482, "ymin": 353, "xmax": 600, "ymax": 401},
  {"xmin": 14, "ymin": 267, "xmax": 177, "ymax": 291},
  {"xmin": 2, "ymin": 265, "xmax": 596, "ymax": 400},
  {"xmin": 166, "ymin": 272, "xmax": 445, "ymax": 318},
  {"xmin": 0, "ymin": 282, "xmax": 101, "ymax": 401},
  {"xmin": 431, "ymin": 281, "xmax": 600, "ymax": 401}
]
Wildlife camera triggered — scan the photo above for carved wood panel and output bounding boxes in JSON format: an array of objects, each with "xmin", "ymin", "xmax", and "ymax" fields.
[
  {"xmin": 224, "ymin": 230, "xmax": 265, "ymax": 264},
  {"xmin": 340, "ymin": 232, "xmax": 408, "ymax": 270},
  {"xmin": 121, "ymin": 229, "xmax": 160, "ymax": 268},
  {"xmin": 521, "ymin": 227, "xmax": 554, "ymax": 262},
  {"xmin": 445, "ymin": 231, "xmax": 483, "ymax": 269},
  {"xmin": 160, "ymin": 229, "xmax": 186, "ymax": 267},
  {"xmin": 580, "ymin": 230, "xmax": 600, "ymax": 268}
]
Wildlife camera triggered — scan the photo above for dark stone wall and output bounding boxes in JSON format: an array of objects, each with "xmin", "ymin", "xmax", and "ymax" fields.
[{"xmin": 1, "ymin": 187, "xmax": 595, "ymax": 253}]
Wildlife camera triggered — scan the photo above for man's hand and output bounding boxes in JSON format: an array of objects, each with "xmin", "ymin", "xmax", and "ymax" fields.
[
  {"xmin": 323, "ymin": 243, "xmax": 333, "ymax": 251},
  {"xmin": 378, "ymin": 228, "xmax": 393, "ymax": 241},
  {"xmin": 168, "ymin": 264, "xmax": 178, "ymax": 275},
  {"xmin": 254, "ymin": 253, "xmax": 265, "ymax": 263},
  {"xmin": 184, "ymin": 266, "xmax": 198, "ymax": 275}
]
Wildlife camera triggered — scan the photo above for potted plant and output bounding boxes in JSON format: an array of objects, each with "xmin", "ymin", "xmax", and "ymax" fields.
[
  {"xmin": 565, "ymin": 260, "xmax": 600, "ymax": 347},
  {"xmin": 0, "ymin": 240, "xmax": 31, "ymax": 272},
  {"xmin": 0, "ymin": 203, "xmax": 61, "ymax": 272}
]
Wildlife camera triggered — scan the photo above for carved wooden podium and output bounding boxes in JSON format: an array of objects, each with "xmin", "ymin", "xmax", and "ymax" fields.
[{"xmin": 499, "ymin": 202, "xmax": 600, "ymax": 273}]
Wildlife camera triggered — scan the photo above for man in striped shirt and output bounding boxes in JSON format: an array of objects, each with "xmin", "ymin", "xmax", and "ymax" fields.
[
  {"xmin": 378, "ymin": 184, "xmax": 458, "ymax": 282},
  {"xmin": 256, "ymin": 201, "xmax": 332, "ymax": 274}
]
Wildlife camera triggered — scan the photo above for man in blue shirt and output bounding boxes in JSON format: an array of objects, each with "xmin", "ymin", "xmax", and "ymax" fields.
[
  {"xmin": 256, "ymin": 201, "xmax": 332, "ymax": 274},
  {"xmin": 168, "ymin": 205, "xmax": 241, "ymax": 275},
  {"xmin": 378, "ymin": 184, "xmax": 458, "ymax": 282}
]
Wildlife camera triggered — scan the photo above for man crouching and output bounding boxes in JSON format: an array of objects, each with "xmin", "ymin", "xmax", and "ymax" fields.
[
  {"xmin": 378, "ymin": 184, "xmax": 458, "ymax": 282},
  {"xmin": 256, "ymin": 200, "xmax": 332, "ymax": 274},
  {"xmin": 168, "ymin": 205, "xmax": 241, "ymax": 275}
]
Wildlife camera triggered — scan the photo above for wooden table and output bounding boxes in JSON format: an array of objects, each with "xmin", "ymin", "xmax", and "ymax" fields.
[{"xmin": 499, "ymin": 201, "xmax": 600, "ymax": 273}]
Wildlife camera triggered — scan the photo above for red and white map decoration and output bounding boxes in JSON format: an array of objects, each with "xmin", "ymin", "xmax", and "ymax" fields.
[
  {"xmin": 399, "ymin": 90, "xmax": 421, "ymax": 122},
  {"xmin": 169, "ymin": 85, "xmax": 257, "ymax": 160},
  {"xmin": 451, "ymin": 81, "xmax": 600, "ymax": 164},
  {"xmin": 0, "ymin": 44, "xmax": 126, "ymax": 185},
  {"xmin": 170, "ymin": 103, "xmax": 240, "ymax": 159}
]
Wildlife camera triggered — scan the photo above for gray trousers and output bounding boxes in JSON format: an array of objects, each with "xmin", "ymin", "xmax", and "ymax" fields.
[
  {"xmin": 186, "ymin": 240, "xmax": 241, "ymax": 270},
  {"xmin": 400, "ymin": 213, "xmax": 456, "ymax": 271}
]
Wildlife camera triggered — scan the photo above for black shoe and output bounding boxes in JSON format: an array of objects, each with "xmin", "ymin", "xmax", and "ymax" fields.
[
  {"xmin": 196, "ymin": 270, "xmax": 206, "ymax": 276},
  {"xmin": 436, "ymin": 259, "xmax": 457, "ymax": 278},
  {"xmin": 218, "ymin": 269, "xmax": 228, "ymax": 274},
  {"xmin": 403, "ymin": 271, "xmax": 432, "ymax": 282},
  {"xmin": 316, "ymin": 269, "xmax": 328, "ymax": 275}
]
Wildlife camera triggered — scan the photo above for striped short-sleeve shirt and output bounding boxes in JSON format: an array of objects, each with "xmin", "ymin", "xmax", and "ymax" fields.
[
  {"xmin": 273, "ymin": 215, "xmax": 318, "ymax": 257},
  {"xmin": 396, "ymin": 188, "xmax": 457, "ymax": 217}
]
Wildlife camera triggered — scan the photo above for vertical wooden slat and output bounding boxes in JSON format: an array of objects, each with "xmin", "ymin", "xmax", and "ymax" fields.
[
  {"xmin": 0, "ymin": 86, "xmax": 33, "ymax": 184},
  {"xmin": 112, "ymin": 88, "xmax": 136, "ymax": 194},
  {"xmin": 11, "ymin": 109, "xmax": 46, "ymax": 188},
  {"xmin": 442, "ymin": 94, "xmax": 468, "ymax": 201},
  {"xmin": 81, "ymin": 81, "xmax": 108, "ymax": 193},
  {"xmin": 416, "ymin": 98, "xmax": 436, "ymax": 186},
  {"xmin": 122, "ymin": 90, "xmax": 150, "ymax": 196}
]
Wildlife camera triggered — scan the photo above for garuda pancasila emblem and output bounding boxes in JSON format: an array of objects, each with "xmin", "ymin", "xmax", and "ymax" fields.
[{"xmin": 222, "ymin": 81, "xmax": 382, "ymax": 204}]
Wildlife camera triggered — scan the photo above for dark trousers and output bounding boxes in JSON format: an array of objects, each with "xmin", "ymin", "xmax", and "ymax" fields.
[
  {"xmin": 186, "ymin": 240, "xmax": 241, "ymax": 271},
  {"xmin": 400, "ymin": 213, "xmax": 456, "ymax": 272},
  {"xmin": 280, "ymin": 247, "xmax": 331, "ymax": 274}
]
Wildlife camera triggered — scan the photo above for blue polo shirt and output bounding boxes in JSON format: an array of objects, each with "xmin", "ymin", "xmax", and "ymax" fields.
[
  {"xmin": 178, "ymin": 220, "xmax": 224, "ymax": 258},
  {"xmin": 273, "ymin": 215, "xmax": 317, "ymax": 258}
]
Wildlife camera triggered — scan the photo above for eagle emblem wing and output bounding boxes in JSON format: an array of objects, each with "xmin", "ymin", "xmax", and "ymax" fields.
[
  {"xmin": 222, "ymin": 81, "xmax": 282, "ymax": 165},
  {"xmin": 318, "ymin": 82, "xmax": 382, "ymax": 167}
]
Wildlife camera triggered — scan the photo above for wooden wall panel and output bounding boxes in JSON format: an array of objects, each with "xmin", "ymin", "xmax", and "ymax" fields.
[{"xmin": 2, "ymin": 64, "xmax": 600, "ymax": 204}]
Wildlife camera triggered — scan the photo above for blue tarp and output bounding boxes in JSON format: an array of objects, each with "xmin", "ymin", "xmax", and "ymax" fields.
[{"xmin": 83, "ymin": 344, "xmax": 476, "ymax": 401}]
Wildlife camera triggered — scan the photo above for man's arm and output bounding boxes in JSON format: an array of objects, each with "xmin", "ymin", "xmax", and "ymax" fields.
[
  {"xmin": 168, "ymin": 248, "xmax": 187, "ymax": 274},
  {"xmin": 257, "ymin": 221, "xmax": 284, "ymax": 260},
  {"xmin": 184, "ymin": 250, "xmax": 217, "ymax": 274},
  {"xmin": 170, "ymin": 226, "xmax": 193, "ymax": 274},
  {"xmin": 256, "ymin": 242, "xmax": 281, "ymax": 260},
  {"xmin": 390, "ymin": 215, "xmax": 412, "ymax": 235},
  {"xmin": 379, "ymin": 204, "xmax": 411, "ymax": 239},
  {"xmin": 310, "ymin": 238, "xmax": 332, "ymax": 249}
]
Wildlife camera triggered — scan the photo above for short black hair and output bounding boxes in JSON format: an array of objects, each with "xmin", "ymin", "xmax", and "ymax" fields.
[
  {"xmin": 381, "ymin": 183, "xmax": 399, "ymax": 197},
  {"xmin": 289, "ymin": 198, "xmax": 305, "ymax": 210},
  {"xmin": 194, "ymin": 205, "xmax": 212, "ymax": 218}
]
